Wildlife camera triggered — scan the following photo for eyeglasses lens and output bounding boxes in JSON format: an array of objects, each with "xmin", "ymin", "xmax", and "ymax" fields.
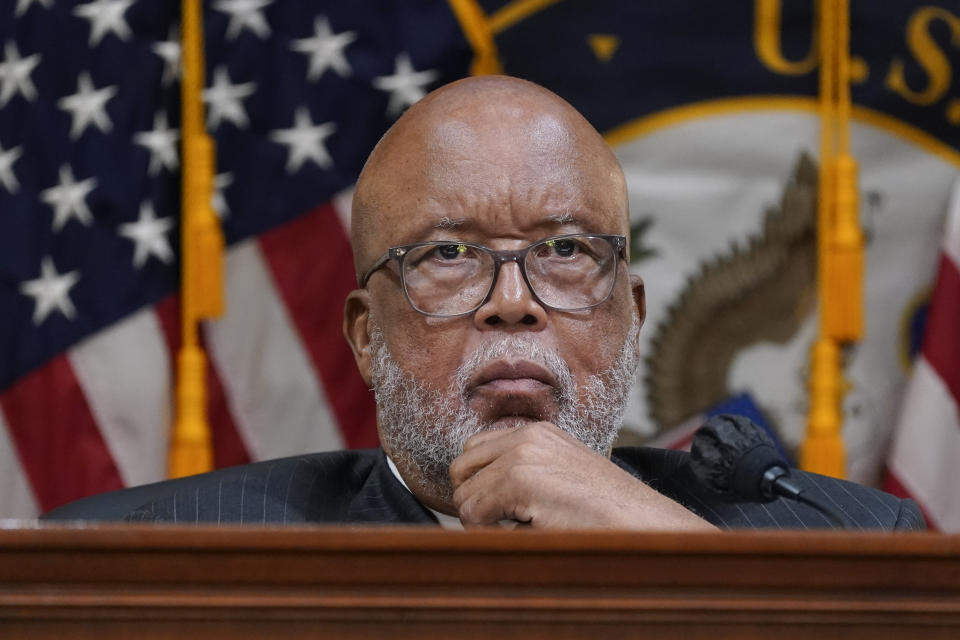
[
  {"xmin": 402, "ymin": 243, "xmax": 493, "ymax": 315},
  {"xmin": 401, "ymin": 236, "xmax": 618, "ymax": 316},
  {"xmin": 525, "ymin": 236, "xmax": 617, "ymax": 310}
]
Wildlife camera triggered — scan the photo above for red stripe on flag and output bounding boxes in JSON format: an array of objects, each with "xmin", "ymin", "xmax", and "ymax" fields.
[
  {"xmin": 882, "ymin": 471, "xmax": 938, "ymax": 531},
  {"xmin": 921, "ymin": 255, "xmax": 960, "ymax": 408},
  {"xmin": 155, "ymin": 295, "xmax": 251, "ymax": 468},
  {"xmin": 0, "ymin": 356, "xmax": 124, "ymax": 512},
  {"xmin": 259, "ymin": 203, "xmax": 379, "ymax": 448}
]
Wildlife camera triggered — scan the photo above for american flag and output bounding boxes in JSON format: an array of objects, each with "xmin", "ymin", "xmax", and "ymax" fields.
[
  {"xmin": 885, "ymin": 179, "xmax": 960, "ymax": 532},
  {"xmin": 0, "ymin": 0, "xmax": 472, "ymax": 517}
]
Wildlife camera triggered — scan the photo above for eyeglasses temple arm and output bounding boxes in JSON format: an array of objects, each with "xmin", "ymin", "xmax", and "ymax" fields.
[{"xmin": 359, "ymin": 251, "xmax": 394, "ymax": 287}]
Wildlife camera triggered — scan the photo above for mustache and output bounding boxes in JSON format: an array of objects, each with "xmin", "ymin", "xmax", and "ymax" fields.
[{"xmin": 453, "ymin": 336, "xmax": 576, "ymax": 397}]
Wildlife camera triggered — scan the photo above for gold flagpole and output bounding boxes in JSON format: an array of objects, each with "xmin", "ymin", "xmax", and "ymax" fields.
[
  {"xmin": 169, "ymin": 0, "xmax": 224, "ymax": 478},
  {"xmin": 801, "ymin": 0, "xmax": 863, "ymax": 477}
]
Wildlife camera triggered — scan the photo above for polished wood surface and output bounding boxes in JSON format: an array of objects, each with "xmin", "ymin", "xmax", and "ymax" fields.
[{"xmin": 1, "ymin": 524, "xmax": 958, "ymax": 638}]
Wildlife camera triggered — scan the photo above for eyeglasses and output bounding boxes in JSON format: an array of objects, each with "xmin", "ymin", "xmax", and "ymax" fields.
[{"xmin": 360, "ymin": 233, "xmax": 627, "ymax": 317}]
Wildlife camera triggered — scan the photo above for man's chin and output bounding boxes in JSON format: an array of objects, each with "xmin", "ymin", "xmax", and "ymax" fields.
[{"xmin": 469, "ymin": 393, "xmax": 557, "ymax": 427}]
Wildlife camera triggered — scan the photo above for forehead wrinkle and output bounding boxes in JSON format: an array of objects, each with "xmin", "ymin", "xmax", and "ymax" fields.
[{"xmin": 420, "ymin": 170, "xmax": 618, "ymax": 241}]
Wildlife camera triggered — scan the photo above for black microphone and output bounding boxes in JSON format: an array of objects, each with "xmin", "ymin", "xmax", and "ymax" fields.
[{"xmin": 689, "ymin": 414, "xmax": 852, "ymax": 528}]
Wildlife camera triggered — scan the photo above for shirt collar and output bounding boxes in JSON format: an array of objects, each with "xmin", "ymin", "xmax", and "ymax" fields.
[{"xmin": 385, "ymin": 455, "xmax": 464, "ymax": 530}]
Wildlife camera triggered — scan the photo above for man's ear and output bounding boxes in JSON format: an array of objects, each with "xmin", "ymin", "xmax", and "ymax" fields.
[
  {"xmin": 629, "ymin": 274, "xmax": 646, "ymax": 330},
  {"xmin": 343, "ymin": 289, "xmax": 374, "ymax": 388}
]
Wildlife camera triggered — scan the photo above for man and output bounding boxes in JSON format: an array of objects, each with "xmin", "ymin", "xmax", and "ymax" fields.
[{"xmin": 45, "ymin": 76, "xmax": 923, "ymax": 530}]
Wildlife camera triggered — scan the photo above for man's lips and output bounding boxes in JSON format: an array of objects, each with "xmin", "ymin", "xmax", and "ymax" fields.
[
  {"xmin": 476, "ymin": 378, "xmax": 553, "ymax": 393},
  {"xmin": 468, "ymin": 359, "xmax": 558, "ymax": 396}
]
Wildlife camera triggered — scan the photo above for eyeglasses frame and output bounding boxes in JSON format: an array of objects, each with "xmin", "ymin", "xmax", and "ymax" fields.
[{"xmin": 359, "ymin": 233, "xmax": 628, "ymax": 318}]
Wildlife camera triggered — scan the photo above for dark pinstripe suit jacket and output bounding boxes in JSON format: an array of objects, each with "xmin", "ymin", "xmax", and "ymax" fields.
[{"xmin": 101, "ymin": 448, "xmax": 925, "ymax": 529}]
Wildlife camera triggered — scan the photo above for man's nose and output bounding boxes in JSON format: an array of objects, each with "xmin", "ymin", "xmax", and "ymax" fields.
[{"xmin": 473, "ymin": 261, "xmax": 548, "ymax": 329}]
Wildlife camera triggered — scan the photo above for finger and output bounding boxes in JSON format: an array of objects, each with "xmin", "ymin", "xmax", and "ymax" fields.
[
  {"xmin": 449, "ymin": 429, "xmax": 518, "ymax": 488},
  {"xmin": 450, "ymin": 422, "xmax": 561, "ymax": 488},
  {"xmin": 454, "ymin": 459, "xmax": 534, "ymax": 526},
  {"xmin": 460, "ymin": 424, "xmax": 518, "ymax": 452},
  {"xmin": 457, "ymin": 489, "xmax": 509, "ymax": 527}
]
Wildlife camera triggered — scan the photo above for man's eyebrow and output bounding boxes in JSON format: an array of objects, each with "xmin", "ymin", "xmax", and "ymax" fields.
[
  {"xmin": 547, "ymin": 211, "xmax": 582, "ymax": 226},
  {"xmin": 433, "ymin": 217, "xmax": 468, "ymax": 230},
  {"xmin": 427, "ymin": 212, "xmax": 586, "ymax": 233}
]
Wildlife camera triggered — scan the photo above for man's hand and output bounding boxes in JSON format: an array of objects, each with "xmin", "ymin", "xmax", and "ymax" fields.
[{"xmin": 448, "ymin": 422, "xmax": 717, "ymax": 530}]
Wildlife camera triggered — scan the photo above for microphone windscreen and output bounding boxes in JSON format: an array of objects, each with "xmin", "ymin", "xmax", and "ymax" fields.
[{"xmin": 690, "ymin": 414, "xmax": 782, "ymax": 502}]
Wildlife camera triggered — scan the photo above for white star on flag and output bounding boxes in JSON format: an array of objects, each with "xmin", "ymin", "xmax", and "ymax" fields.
[
  {"xmin": 212, "ymin": 172, "xmax": 234, "ymax": 219},
  {"xmin": 151, "ymin": 29, "xmax": 181, "ymax": 86},
  {"xmin": 15, "ymin": 0, "xmax": 52, "ymax": 18},
  {"xmin": 72, "ymin": 0, "xmax": 134, "ymax": 47},
  {"xmin": 40, "ymin": 165, "xmax": 97, "ymax": 232},
  {"xmin": 203, "ymin": 67, "xmax": 257, "ymax": 130},
  {"xmin": 133, "ymin": 112, "xmax": 180, "ymax": 176},
  {"xmin": 269, "ymin": 107, "xmax": 337, "ymax": 173},
  {"xmin": 290, "ymin": 16, "xmax": 356, "ymax": 81},
  {"xmin": 19, "ymin": 256, "xmax": 82, "ymax": 325},
  {"xmin": 0, "ymin": 41, "xmax": 41, "ymax": 107},
  {"xmin": 213, "ymin": 0, "xmax": 275, "ymax": 41},
  {"xmin": 118, "ymin": 202, "xmax": 175, "ymax": 268},
  {"xmin": 0, "ymin": 142, "xmax": 23, "ymax": 193},
  {"xmin": 57, "ymin": 72, "xmax": 117, "ymax": 140},
  {"xmin": 372, "ymin": 53, "xmax": 439, "ymax": 117}
]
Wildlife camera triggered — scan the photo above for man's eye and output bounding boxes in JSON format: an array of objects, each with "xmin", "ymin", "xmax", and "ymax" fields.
[
  {"xmin": 545, "ymin": 239, "xmax": 578, "ymax": 257},
  {"xmin": 435, "ymin": 244, "xmax": 467, "ymax": 260}
]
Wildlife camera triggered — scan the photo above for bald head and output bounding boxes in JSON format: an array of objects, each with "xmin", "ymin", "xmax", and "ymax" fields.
[{"xmin": 350, "ymin": 76, "xmax": 628, "ymax": 281}]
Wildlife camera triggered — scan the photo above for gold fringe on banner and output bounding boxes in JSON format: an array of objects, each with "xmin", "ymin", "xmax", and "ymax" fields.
[
  {"xmin": 168, "ymin": 0, "xmax": 224, "ymax": 479},
  {"xmin": 801, "ymin": 0, "xmax": 864, "ymax": 478}
]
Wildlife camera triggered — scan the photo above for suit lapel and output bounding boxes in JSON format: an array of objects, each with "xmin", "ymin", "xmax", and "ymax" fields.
[{"xmin": 345, "ymin": 451, "xmax": 437, "ymax": 525}]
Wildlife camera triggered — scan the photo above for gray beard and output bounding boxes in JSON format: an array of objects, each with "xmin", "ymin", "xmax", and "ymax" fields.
[{"xmin": 368, "ymin": 316, "xmax": 642, "ymax": 506}]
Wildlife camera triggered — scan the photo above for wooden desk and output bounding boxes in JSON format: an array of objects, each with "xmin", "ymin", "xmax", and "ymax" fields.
[{"xmin": 1, "ymin": 525, "xmax": 958, "ymax": 638}]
